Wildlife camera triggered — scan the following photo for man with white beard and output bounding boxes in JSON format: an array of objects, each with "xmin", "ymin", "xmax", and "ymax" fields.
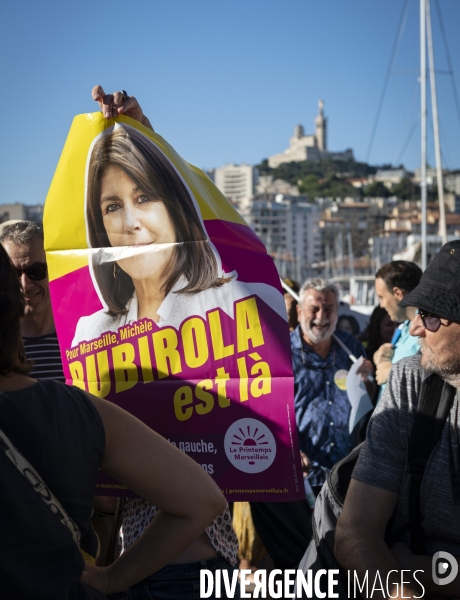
[
  {"xmin": 335, "ymin": 240, "xmax": 460, "ymax": 598},
  {"xmin": 247, "ymin": 279, "xmax": 373, "ymax": 576},
  {"xmin": 292, "ymin": 278, "xmax": 374, "ymax": 495}
]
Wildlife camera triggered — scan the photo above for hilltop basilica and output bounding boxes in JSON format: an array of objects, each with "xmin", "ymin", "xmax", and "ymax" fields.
[{"xmin": 268, "ymin": 100, "xmax": 353, "ymax": 168}]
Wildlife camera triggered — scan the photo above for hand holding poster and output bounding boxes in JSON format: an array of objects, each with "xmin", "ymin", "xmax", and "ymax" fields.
[{"xmin": 44, "ymin": 112, "xmax": 303, "ymax": 501}]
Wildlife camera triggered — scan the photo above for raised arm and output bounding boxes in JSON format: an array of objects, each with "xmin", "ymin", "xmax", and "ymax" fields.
[{"xmin": 80, "ymin": 395, "xmax": 226, "ymax": 594}]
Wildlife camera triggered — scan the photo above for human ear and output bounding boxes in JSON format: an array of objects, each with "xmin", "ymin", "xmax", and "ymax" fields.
[{"xmin": 392, "ymin": 287, "xmax": 404, "ymax": 301}]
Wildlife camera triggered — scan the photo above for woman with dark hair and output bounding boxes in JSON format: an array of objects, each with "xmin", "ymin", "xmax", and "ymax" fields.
[
  {"xmin": 0, "ymin": 242, "xmax": 227, "ymax": 599},
  {"xmin": 336, "ymin": 314, "xmax": 360, "ymax": 337},
  {"xmin": 72, "ymin": 119, "xmax": 285, "ymax": 345},
  {"xmin": 86, "ymin": 125, "xmax": 228, "ymax": 316},
  {"xmin": 282, "ymin": 278, "xmax": 300, "ymax": 331},
  {"xmin": 70, "ymin": 86, "xmax": 251, "ymax": 599},
  {"xmin": 366, "ymin": 305, "xmax": 396, "ymax": 369}
]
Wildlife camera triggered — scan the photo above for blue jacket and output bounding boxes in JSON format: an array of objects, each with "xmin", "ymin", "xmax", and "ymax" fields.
[{"xmin": 291, "ymin": 326, "xmax": 367, "ymax": 487}]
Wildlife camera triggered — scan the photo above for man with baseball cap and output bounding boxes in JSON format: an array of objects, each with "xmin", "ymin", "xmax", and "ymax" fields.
[{"xmin": 335, "ymin": 240, "xmax": 460, "ymax": 598}]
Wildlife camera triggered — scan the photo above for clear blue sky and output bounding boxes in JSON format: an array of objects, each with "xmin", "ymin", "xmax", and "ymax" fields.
[{"xmin": 1, "ymin": 0, "xmax": 460, "ymax": 205}]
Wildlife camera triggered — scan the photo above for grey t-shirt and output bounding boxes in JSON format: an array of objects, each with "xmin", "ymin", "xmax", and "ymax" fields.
[{"xmin": 353, "ymin": 354, "xmax": 460, "ymax": 555}]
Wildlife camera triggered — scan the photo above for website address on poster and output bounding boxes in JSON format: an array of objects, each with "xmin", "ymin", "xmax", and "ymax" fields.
[{"xmin": 223, "ymin": 488, "xmax": 289, "ymax": 494}]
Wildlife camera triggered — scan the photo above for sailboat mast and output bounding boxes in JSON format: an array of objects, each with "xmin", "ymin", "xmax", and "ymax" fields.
[
  {"xmin": 426, "ymin": 0, "xmax": 447, "ymax": 244},
  {"xmin": 420, "ymin": 0, "xmax": 428, "ymax": 270}
]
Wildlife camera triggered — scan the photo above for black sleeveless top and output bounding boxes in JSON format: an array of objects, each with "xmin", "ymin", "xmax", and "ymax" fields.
[{"xmin": 0, "ymin": 380, "xmax": 105, "ymax": 599}]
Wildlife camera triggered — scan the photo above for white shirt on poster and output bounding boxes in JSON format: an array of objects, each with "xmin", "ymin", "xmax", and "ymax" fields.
[{"xmin": 71, "ymin": 275, "xmax": 286, "ymax": 347}]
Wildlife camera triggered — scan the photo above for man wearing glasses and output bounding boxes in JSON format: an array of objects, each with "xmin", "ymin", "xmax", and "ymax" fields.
[
  {"xmin": 336, "ymin": 240, "xmax": 460, "ymax": 598},
  {"xmin": 0, "ymin": 221, "xmax": 65, "ymax": 382}
]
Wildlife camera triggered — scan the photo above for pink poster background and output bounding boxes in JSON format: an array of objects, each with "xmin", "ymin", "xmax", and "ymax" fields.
[{"xmin": 51, "ymin": 220, "xmax": 304, "ymax": 501}]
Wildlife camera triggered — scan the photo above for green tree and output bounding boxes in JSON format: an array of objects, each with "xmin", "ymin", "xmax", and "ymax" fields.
[
  {"xmin": 256, "ymin": 158, "xmax": 378, "ymax": 188},
  {"xmin": 298, "ymin": 173, "xmax": 358, "ymax": 198},
  {"xmin": 363, "ymin": 181, "xmax": 391, "ymax": 198},
  {"xmin": 298, "ymin": 174, "xmax": 320, "ymax": 196},
  {"xmin": 392, "ymin": 177, "xmax": 418, "ymax": 200}
]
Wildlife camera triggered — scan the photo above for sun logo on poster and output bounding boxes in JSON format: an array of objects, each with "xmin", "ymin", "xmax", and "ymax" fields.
[{"xmin": 224, "ymin": 418, "xmax": 276, "ymax": 473}]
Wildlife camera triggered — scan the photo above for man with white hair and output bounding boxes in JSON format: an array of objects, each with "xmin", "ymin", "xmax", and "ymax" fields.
[
  {"xmin": 293, "ymin": 278, "xmax": 374, "ymax": 494},
  {"xmin": 249, "ymin": 278, "xmax": 374, "ymax": 572}
]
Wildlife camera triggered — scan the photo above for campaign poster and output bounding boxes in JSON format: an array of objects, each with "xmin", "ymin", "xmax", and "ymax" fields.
[{"xmin": 44, "ymin": 113, "xmax": 303, "ymax": 501}]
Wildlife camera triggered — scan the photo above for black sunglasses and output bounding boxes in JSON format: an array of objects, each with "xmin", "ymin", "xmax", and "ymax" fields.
[
  {"xmin": 418, "ymin": 309, "xmax": 451, "ymax": 333},
  {"xmin": 15, "ymin": 262, "xmax": 48, "ymax": 282}
]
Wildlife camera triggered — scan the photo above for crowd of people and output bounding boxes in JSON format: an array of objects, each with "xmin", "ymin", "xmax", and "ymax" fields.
[{"xmin": 1, "ymin": 86, "xmax": 459, "ymax": 600}]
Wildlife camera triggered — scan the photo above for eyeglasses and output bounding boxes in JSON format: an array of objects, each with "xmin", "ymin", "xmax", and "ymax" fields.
[
  {"xmin": 418, "ymin": 309, "xmax": 451, "ymax": 333},
  {"xmin": 15, "ymin": 262, "xmax": 47, "ymax": 281}
]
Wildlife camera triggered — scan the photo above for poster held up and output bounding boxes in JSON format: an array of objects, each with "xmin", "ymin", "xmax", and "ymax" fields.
[{"xmin": 44, "ymin": 113, "xmax": 303, "ymax": 502}]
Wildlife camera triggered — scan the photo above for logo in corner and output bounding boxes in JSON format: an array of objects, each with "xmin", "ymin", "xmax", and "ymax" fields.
[
  {"xmin": 224, "ymin": 418, "xmax": 276, "ymax": 474},
  {"xmin": 432, "ymin": 551, "xmax": 458, "ymax": 586}
]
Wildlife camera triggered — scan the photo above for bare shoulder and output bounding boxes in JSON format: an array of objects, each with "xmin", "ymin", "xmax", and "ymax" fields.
[
  {"xmin": 0, "ymin": 373, "xmax": 37, "ymax": 392},
  {"xmin": 85, "ymin": 394, "xmax": 138, "ymax": 439}
]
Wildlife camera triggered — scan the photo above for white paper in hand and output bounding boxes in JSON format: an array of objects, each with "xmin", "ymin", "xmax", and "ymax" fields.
[{"xmin": 346, "ymin": 356, "xmax": 373, "ymax": 434}]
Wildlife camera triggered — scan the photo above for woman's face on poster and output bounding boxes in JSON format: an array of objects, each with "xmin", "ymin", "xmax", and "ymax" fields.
[{"xmin": 100, "ymin": 164, "xmax": 177, "ymax": 281}]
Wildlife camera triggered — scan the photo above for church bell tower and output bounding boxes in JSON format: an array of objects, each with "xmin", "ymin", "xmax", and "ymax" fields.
[{"xmin": 315, "ymin": 99, "xmax": 327, "ymax": 151}]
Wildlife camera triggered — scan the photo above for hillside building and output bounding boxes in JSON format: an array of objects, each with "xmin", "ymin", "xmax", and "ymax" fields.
[
  {"xmin": 372, "ymin": 169, "xmax": 411, "ymax": 189},
  {"xmin": 213, "ymin": 164, "xmax": 258, "ymax": 210},
  {"xmin": 446, "ymin": 173, "xmax": 460, "ymax": 195},
  {"xmin": 246, "ymin": 194, "xmax": 322, "ymax": 280},
  {"xmin": 320, "ymin": 201, "xmax": 381, "ymax": 258},
  {"xmin": 256, "ymin": 175, "xmax": 299, "ymax": 197},
  {"xmin": 0, "ymin": 203, "xmax": 43, "ymax": 223},
  {"xmin": 268, "ymin": 100, "xmax": 353, "ymax": 168}
]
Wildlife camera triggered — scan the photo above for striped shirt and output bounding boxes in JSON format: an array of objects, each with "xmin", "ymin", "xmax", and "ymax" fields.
[{"xmin": 23, "ymin": 332, "xmax": 65, "ymax": 383}]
